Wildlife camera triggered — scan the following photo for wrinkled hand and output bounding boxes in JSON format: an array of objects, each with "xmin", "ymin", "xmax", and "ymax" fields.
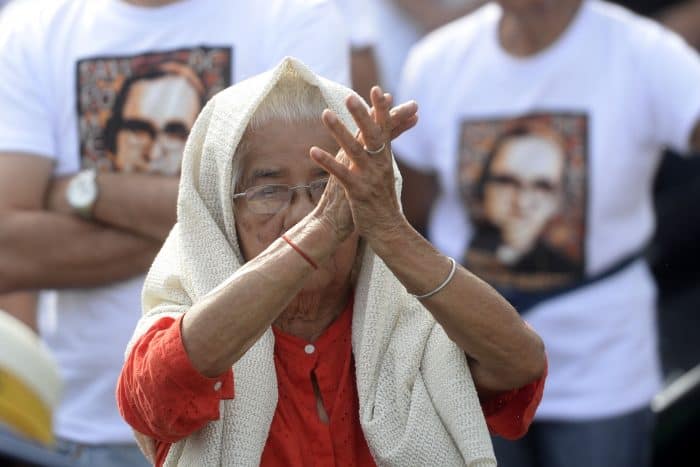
[{"xmin": 310, "ymin": 86, "xmax": 417, "ymax": 245}]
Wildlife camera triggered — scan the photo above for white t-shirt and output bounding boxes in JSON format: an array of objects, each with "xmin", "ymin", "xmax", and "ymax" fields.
[
  {"xmin": 394, "ymin": 0, "xmax": 700, "ymax": 420},
  {"xmin": 371, "ymin": 0, "xmax": 422, "ymax": 93},
  {"xmin": 0, "ymin": 0, "xmax": 349, "ymax": 444},
  {"xmin": 334, "ymin": 0, "xmax": 379, "ymax": 49},
  {"xmin": 371, "ymin": 0, "xmax": 480, "ymax": 94}
]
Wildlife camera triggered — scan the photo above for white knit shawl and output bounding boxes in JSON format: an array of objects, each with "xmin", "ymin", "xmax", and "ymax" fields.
[{"xmin": 126, "ymin": 57, "xmax": 496, "ymax": 467}]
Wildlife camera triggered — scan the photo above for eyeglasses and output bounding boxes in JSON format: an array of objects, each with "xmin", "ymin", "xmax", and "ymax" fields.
[{"xmin": 232, "ymin": 179, "xmax": 329, "ymax": 215}]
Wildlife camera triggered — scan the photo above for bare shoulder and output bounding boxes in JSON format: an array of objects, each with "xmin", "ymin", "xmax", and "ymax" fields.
[{"xmin": 0, "ymin": 152, "xmax": 53, "ymax": 210}]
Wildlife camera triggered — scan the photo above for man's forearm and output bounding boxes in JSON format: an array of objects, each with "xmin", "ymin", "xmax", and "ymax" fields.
[
  {"xmin": 95, "ymin": 172, "xmax": 178, "ymax": 241},
  {"xmin": 49, "ymin": 172, "xmax": 178, "ymax": 242},
  {"xmin": 0, "ymin": 211, "xmax": 160, "ymax": 293}
]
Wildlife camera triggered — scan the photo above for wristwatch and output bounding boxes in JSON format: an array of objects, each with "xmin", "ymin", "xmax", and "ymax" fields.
[{"xmin": 66, "ymin": 169, "xmax": 98, "ymax": 219}]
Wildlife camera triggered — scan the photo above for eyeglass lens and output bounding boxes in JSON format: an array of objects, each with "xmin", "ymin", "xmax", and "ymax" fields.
[{"xmin": 241, "ymin": 179, "xmax": 328, "ymax": 214}]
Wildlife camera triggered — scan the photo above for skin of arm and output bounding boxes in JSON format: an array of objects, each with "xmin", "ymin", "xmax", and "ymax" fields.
[
  {"xmin": 690, "ymin": 119, "xmax": 700, "ymax": 152},
  {"xmin": 396, "ymin": 163, "xmax": 541, "ymax": 393},
  {"xmin": 658, "ymin": 0, "xmax": 700, "ymax": 50},
  {"xmin": 0, "ymin": 153, "xmax": 161, "ymax": 293},
  {"xmin": 371, "ymin": 219, "xmax": 545, "ymax": 394},
  {"xmin": 312, "ymin": 89, "xmax": 546, "ymax": 393},
  {"xmin": 48, "ymin": 171, "xmax": 179, "ymax": 242},
  {"xmin": 181, "ymin": 215, "xmax": 343, "ymax": 377},
  {"xmin": 394, "ymin": 165, "xmax": 542, "ymax": 392},
  {"xmin": 351, "ymin": 47, "xmax": 382, "ymax": 104}
]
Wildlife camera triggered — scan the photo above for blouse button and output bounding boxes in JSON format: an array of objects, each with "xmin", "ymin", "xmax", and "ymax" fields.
[
  {"xmin": 213, "ymin": 381, "xmax": 223, "ymax": 391},
  {"xmin": 304, "ymin": 344, "xmax": 316, "ymax": 355}
]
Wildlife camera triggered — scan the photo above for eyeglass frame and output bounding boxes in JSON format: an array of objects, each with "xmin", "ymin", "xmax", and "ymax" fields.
[{"xmin": 232, "ymin": 178, "xmax": 329, "ymax": 215}]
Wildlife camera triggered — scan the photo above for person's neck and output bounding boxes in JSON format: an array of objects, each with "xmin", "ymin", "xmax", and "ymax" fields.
[
  {"xmin": 121, "ymin": 0, "xmax": 183, "ymax": 7},
  {"xmin": 499, "ymin": 0, "xmax": 583, "ymax": 57},
  {"xmin": 274, "ymin": 285, "xmax": 352, "ymax": 342}
]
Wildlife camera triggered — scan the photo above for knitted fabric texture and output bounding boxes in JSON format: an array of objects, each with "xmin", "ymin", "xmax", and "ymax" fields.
[{"xmin": 126, "ymin": 57, "xmax": 496, "ymax": 466}]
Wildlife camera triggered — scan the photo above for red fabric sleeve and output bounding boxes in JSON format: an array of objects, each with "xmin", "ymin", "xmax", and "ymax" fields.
[
  {"xmin": 116, "ymin": 315, "xmax": 234, "ymax": 444},
  {"xmin": 480, "ymin": 358, "xmax": 547, "ymax": 440}
]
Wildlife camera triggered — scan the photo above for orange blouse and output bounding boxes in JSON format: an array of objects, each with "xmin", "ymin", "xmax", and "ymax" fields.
[{"xmin": 117, "ymin": 301, "xmax": 545, "ymax": 467}]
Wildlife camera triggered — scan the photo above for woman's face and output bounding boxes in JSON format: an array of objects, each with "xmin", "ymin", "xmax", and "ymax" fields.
[{"xmin": 234, "ymin": 117, "xmax": 359, "ymax": 293}]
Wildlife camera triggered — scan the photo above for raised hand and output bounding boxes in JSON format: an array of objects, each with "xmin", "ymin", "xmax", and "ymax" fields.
[{"xmin": 310, "ymin": 86, "xmax": 417, "ymax": 248}]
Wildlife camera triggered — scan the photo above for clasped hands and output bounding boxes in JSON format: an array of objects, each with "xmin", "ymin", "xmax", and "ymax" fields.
[{"xmin": 310, "ymin": 86, "xmax": 418, "ymax": 248}]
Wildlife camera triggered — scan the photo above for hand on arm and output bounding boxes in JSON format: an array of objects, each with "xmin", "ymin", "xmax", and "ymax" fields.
[
  {"xmin": 310, "ymin": 87, "xmax": 546, "ymax": 394},
  {"xmin": 48, "ymin": 171, "xmax": 179, "ymax": 242},
  {"xmin": 0, "ymin": 153, "xmax": 160, "ymax": 293}
]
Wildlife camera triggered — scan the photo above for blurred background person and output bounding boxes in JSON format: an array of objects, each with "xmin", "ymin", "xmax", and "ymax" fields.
[
  {"xmin": 608, "ymin": 0, "xmax": 700, "ymax": 380},
  {"xmin": 393, "ymin": 0, "xmax": 700, "ymax": 466},
  {"xmin": 0, "ymin": 0, "xmax": 349, "ymax": 465},
  {"xmin": 608, "ymin": 2, "xmax": 700, "ymax": 465}
]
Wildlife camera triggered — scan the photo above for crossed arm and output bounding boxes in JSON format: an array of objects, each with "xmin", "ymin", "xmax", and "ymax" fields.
[{"xmin": 0, "ymin": 153, "xmax": 175, "ymax": 293}]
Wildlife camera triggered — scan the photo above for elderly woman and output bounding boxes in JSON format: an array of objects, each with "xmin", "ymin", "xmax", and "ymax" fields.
[{"xmin": 117, "ymin": 58, "xmax": 546, "ymax": 467}]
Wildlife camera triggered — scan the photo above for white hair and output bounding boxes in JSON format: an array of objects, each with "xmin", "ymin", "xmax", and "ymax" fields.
[{"xmin": 231, "ymin": 71, "xmax": 329, "ymax": 192}]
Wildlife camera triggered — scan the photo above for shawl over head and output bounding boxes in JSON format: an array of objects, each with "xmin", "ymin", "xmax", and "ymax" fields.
[{"xmin": 127, "ymin": 57, "xmax": 496, "ymax": 466}]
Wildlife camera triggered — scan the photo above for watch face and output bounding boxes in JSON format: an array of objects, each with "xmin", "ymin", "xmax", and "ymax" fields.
[{"xmin": 67, "ymin": 171, "xmax": 97, "ymax": 209}]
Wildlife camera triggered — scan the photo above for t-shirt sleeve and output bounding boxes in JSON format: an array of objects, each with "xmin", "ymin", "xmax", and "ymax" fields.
[
  {"xmin": 0, "ymin": 8, "xmax": 55, "ymax": 158},
  {"xmin": 481, "ymin": 357, "xmax": 547, "ymax": 440},
  {"xmin": 263, "ymin": 0, "xmax": 351, "ymax": 86},
  {"xmin": 392, "ymin": 40, "xmax": 438, "ymax": 173},
  {"xmin": 116, "ymin": 315, "xmax": 234, "ymax": 444},
  {"xmin": 637, "ymin": 22, "xmax": 700, "ymax": 152}
]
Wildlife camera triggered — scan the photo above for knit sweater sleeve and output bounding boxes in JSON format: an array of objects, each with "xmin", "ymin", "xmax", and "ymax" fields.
[
  {"xmin": 116, "ymin": 315, "xmax": 235, "ymax": 444},
  {"xmin": 480, "ymin": 357, "xmax": 547, "ymax": 440}
]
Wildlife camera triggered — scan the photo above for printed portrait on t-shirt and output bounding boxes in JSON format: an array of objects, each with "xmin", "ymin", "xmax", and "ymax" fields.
[
  {"xmin": 458, "ymin": 113, "xmax": 588, "ymax": 292},
  {"xmin": 76, "ymin": 46, "xmax": 232, "ymax": 175}
]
